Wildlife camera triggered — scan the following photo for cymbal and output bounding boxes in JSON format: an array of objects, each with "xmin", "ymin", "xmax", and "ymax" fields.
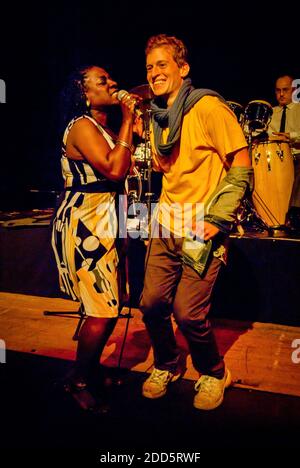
[{"xmin": 129, "ymin": 84, "xmax": 153, "ymax": 101}]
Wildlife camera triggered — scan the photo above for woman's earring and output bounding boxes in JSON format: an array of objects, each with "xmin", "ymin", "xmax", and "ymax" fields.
[{"xmin": 86, "ymin": 99, "xmax": 90, "ymax": 109}]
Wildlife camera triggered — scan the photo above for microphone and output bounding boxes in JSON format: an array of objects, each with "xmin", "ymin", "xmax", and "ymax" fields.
[{"xmin": 116, "ymin": 89, "xmax": 143, "ymax": 117}]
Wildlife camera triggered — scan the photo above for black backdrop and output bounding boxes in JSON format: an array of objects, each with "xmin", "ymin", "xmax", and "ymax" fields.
[{"xmin": 0, "ymin": 1, "xmax": 299, "ymax": 202}]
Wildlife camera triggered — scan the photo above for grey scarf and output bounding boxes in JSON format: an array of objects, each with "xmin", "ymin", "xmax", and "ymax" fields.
[{"xmin": 151, "ymin": 78, "xmax": 224, "ymax": 157}]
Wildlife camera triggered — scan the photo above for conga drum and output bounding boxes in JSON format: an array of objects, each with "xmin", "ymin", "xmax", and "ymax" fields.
[{"xmin": 252, "ymin": 138, "xmax": 294, "ymax": 227}]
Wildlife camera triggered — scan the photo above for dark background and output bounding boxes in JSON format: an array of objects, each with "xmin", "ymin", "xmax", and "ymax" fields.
[{"xmin": 0, "ymin": 1, "xmax": 299, "ymax": 202}]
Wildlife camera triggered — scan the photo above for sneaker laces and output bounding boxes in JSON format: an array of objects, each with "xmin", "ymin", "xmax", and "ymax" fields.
[
  {"xmin": 195, "ymin": 375, "xmax": 218, "ymax": 394},
  {"xmin": 149, "ymin": 368, "xmax": 171, "ymax": 385}
]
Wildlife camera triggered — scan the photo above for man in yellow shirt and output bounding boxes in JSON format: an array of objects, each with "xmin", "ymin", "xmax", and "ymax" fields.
[{"xmin": 140, "ymin": 34, "xmax": 253, "ymax": 410}]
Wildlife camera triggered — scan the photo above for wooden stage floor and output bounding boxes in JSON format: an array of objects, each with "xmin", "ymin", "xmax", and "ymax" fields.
[{"xmin": 1, "ymin": 292, "xmax": 300, "ymax": 398}]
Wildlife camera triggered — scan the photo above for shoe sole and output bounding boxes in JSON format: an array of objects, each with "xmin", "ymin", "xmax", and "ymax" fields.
[
  {"xmin": 193, "ymin": 369, "xmax": 232, "ymax": 410},
  {"xmin": 142, "ymin": 372, "xmax": 182, "ymax": 399}
]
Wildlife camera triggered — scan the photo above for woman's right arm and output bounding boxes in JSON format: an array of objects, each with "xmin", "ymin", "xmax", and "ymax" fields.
[
  {"xmin": 69, "ymin": 117, "xmax": 134, "ymax": 181},
  {"xmin": 67, "ymin": 97, "xmax": 138, "ymax": 181}
]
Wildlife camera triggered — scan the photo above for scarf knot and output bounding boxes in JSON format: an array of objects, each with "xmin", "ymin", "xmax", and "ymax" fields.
[{"xmin": 150, "ymin": 78, "xmax": 224, "ymax": 157}]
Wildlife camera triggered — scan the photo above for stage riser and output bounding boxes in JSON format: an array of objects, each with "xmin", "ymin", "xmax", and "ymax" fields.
[
  {"xmin": 212, "ymin": 237, "xmax": 300, "ymax": 326},
  {"xmin": 1, "ymin": 228, "xmax": 299, "ymax": 326}
]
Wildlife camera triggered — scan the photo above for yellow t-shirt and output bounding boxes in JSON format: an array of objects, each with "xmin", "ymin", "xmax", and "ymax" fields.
[{"xmin": 150, "ymin": 96, "xmax": 247, "ymax": 236}]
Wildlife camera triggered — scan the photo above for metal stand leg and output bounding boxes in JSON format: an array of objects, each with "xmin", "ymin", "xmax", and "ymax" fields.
[{"xmin": 43, "ymin": 304, "xmax": 86, "ymax": 341}]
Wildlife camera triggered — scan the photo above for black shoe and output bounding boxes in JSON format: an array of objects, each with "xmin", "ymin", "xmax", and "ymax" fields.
[{"xmin": 63, "ymin": 379, "xmax": 110, "ymax": 414}]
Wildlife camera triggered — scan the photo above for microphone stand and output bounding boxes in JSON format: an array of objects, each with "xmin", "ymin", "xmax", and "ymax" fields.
[
  {"xmin": 115, "ymin": 113, "xmax": 153, "ymax": 377},
  {"xmin": 143, "ymin": 109, "xmax": 154, "ymax": 233},
  {"xmin": 117, "ymin": 107, "xmax": 155, "ymax": 375}
]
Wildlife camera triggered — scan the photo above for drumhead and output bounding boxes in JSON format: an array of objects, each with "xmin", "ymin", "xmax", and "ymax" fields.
[
  {"xmin": 227, "ymin": 101, "xmax": 244, "ymax": 124},
  {"xmin": 227, "ymin": 101, "xmax": 243, "ymax": 108},
  {"xmin": 246, "ymin": 100, "xmax": 273, "ymax": 110},
  {"xmin": 252, "ymin": 138, "xmax": 290, "ymax": 145}
]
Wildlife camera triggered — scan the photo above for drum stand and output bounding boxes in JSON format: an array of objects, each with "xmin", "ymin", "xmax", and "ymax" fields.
[{"xmin": 237, "ymin": 197, "xmax": 270, "ymax": 233}]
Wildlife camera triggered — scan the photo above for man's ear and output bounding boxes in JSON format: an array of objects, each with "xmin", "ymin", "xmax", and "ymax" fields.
[{"xmin": 180, "ymin": 63, "xmax": 190, "ymax": 78}]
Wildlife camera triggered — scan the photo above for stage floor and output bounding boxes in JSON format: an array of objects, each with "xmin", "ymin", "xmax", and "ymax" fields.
[{"xmin": 1, "ymin": 292, "xmax": 300, "ymax": 398}]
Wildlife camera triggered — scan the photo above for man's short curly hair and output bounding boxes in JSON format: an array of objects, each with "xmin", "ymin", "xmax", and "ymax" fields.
[{"xmin": 145, "ymin": 34, "xmax": 188, "ymax": 67}]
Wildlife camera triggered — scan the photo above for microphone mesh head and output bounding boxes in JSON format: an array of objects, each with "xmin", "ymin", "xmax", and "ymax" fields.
[{"xmin": 117, "ymin": 90, "xmax": 128, "ymax": 101}]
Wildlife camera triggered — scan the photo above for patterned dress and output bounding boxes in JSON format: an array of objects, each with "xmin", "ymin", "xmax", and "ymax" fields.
[{"xmin": 51, "ymin": 115, "xmax": 125, "ymax": 318}]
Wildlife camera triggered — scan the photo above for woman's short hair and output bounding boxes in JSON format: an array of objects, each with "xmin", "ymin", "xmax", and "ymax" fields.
[{"xmin": 60, "ymin": 65, "xmax": 94, "ymax": 130}]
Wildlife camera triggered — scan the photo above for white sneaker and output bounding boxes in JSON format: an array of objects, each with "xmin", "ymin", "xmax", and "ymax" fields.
[
  {"xmin": 193, "ymin": 368, "xmax": 231, "ymax": 410},
  {"xmin": 142, "ymin": 368, "xmax": 181, "ymax": 399}
]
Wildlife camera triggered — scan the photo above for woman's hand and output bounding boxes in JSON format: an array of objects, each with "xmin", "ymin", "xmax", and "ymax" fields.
[{"xmin": 119, "ymin": 93, "xmax": 142, "ymax": 121}]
